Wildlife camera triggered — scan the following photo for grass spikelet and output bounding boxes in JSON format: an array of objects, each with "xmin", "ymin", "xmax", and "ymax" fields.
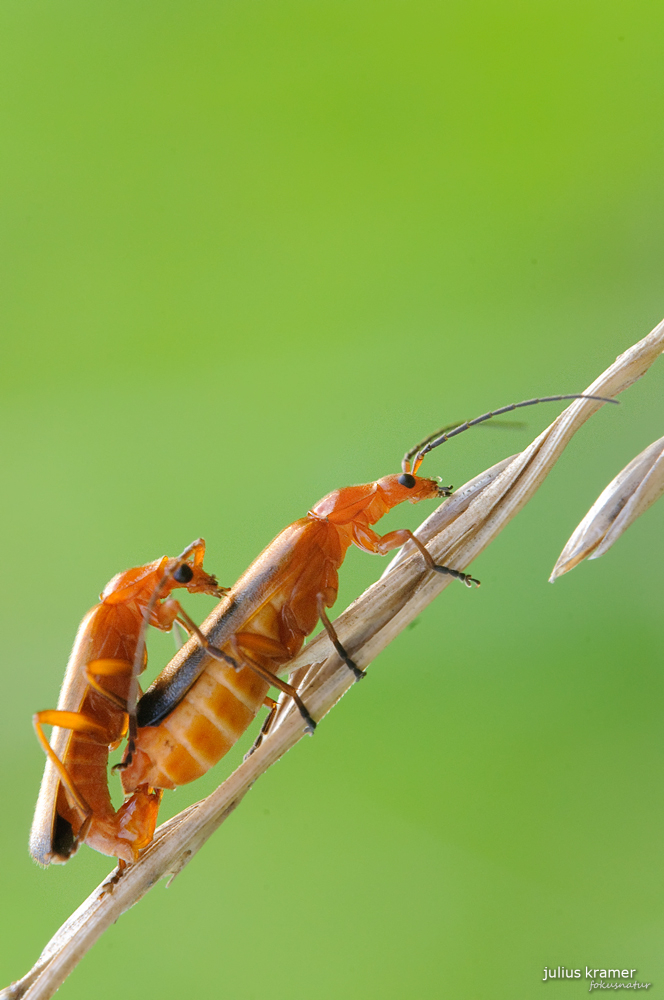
[{"xmin": 550, "ymin": 434, "xmax": 664, "ymax": 580}]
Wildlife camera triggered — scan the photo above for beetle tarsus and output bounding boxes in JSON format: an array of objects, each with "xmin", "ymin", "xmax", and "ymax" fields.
[
  {"xmin": 333, "ymin": 644, "xmax": 365, "ymax": 681},
  {"xmin": 432, "ymin": 564, "xmax": 480, "ymax": 587},
  {"xmin": 292, "ymin": 694, "xmax": 317, "ymax": 733},
  {"xmin": 101, "ymin": 859, "xmax": 128, "ymax": 895},
  {"xmin": 112, "ymin": 752, "xmax": 132, "ymax": 773}
]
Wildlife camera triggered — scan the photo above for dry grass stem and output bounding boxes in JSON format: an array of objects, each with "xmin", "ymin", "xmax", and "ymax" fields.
[
  {"xmin": 4, "ymin": 318, "xmax": 663, "ymax": 1000},
  {"xmin": 550, "ymin": 434, "xmax": 664, "ymax": 578}
]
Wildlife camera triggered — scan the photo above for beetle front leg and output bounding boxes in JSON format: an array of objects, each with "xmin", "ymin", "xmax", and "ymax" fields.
[{"xmin": 354, "ymin": 525, "xmax": 480, "ymax": 587}]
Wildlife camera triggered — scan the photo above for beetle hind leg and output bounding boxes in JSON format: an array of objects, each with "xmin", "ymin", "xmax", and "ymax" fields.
[{"xmin": 33, "ymin": 710, "xmax": 100, "ymax": 823}]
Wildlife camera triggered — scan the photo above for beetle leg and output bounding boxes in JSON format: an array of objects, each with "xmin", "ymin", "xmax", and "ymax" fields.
[
  {"xmin": 244, "ymin": 696, "xmax": 278, "ymax": 759},
  {"xmin": 33, "ymin": 711, "xmax": 103, "ymax": 821},
  {"xmin": 316, "ymin": 596, "xmax": 366, "ymax": 680},
  {"xmin": 227, "ymin": 649, "xmax": 317, "ymax": 734},
  {"xmin": 84, "ymin": 659, "xmax": 135, "ymax": 772},
  {"xmin": 175, "ymin": 538, "xmax": 206, "ymax": 567},
  {"xmin": 401, "ymin": 531, "xmax": 480, "ymax": 587},
  {"xmin": 170, "ymin": 605, "xmax": 240, "ymax": 671},
  {"xmin": 172, "ymin": 619, "xmax": 188, "ymax": 650},
  {"xmin": 356, "ymin": 524, "xmax": 480, "ymax": 587},
  {"xmin": 85, "ymin": 658, "xmax": 132, "ymax": 712},
  {"xmin": 100, "ymin": 859, "xmax": 128, "ymax": 897}
]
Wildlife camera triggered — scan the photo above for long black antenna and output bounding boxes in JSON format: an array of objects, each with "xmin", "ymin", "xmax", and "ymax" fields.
[{"xmin": 402, "ymin": 394, "xmax": 619, "ymax": 473}]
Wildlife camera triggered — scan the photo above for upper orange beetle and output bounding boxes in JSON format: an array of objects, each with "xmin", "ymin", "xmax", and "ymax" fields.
[{"xmin": 120, "ymin": 395, "xmax": 615, "ymax": 798}]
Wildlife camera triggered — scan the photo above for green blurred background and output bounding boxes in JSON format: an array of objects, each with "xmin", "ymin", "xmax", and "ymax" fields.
[{"xmin": 1, "ymin": 1, "xmax": 663, "ymax": 996}]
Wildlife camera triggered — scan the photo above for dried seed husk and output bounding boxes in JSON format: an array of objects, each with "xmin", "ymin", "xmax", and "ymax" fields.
[{"xmin": 550, "ymin": 434, "xmax": 664, "ymax": 580}]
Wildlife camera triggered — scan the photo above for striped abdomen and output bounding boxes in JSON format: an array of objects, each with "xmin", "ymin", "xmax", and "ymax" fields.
[{"xmin": 122, "ymin": 598, "xmax": 295, "ymax": 788}]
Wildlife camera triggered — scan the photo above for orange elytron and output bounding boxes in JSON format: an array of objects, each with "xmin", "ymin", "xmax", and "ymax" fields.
[
  {"xmin": 121, "ymin": 394, "xmax": 614, "ymax": 797},
  {"xmin": 30, "ymin": 540, "xmax": 227, "ymax": 865}
]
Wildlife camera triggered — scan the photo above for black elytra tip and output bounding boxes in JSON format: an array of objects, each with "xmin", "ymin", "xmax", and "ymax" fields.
[
  {"xmin": 398, "ymin": 473, "xmax": 416, "ymax": 488},
  {"xmin": 172, "ymin": 563, "xmax": 194, "ymax": 584}
]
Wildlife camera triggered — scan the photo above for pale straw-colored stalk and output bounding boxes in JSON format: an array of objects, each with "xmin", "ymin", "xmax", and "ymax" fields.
[
  {"xmin": 550, "ymin": 434, "xmax": 664, "ymax": 579},
  {"xmin": 3, "ymin": 318, "xmax": 663, "ymax": 1000}
]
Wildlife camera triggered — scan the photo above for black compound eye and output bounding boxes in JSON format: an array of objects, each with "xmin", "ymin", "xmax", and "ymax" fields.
[
  {"xmin": 398, "ymin": 473, "xmax": 416, "ymax": 489},
  {"xmin": 172, "ymin": 563, "xmax": 194, "ymax": 584}
]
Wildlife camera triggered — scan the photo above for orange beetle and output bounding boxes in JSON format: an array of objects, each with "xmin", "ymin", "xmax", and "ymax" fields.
[
  {"xmin": 121, "ymin": 395, "xmax": 613, "ymax": 797},
  {"xmin": 30, "ymin": 540, "xmax": 227, "ymax": 865}
]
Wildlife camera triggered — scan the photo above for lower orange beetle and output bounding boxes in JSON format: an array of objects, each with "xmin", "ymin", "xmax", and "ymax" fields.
[{"xmin": 29, "ymin": 540, "xmax": 227, "ymax": 865}]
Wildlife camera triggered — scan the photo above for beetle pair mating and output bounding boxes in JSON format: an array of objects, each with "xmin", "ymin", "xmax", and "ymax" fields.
[{"xmin": 30, "ymin": 394, "xmax": 614, "ymax": 867}]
